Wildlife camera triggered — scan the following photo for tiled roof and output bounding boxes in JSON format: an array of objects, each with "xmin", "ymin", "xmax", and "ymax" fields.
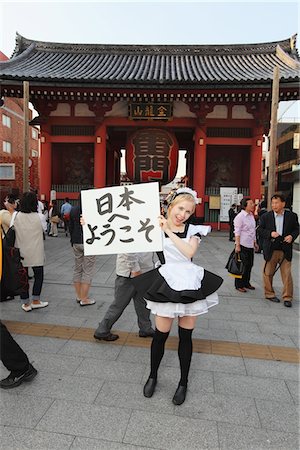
[{"xmin": 0, "ymin": 33, "xmax": 299, "ymax": 87}]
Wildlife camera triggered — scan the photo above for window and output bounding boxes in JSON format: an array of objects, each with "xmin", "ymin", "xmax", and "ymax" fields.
[
  {"xmin": 2, "ymin": 114, "xmax": 11, "ymax": 128},
  {"xmin": 0, "ymin": 163, "xmax": 15, "ymax": 180},
  {"xmin": 2, "ymin": 141, "xmax": 12, "ymax": 153},
  {"xmin": 32, "ymin": 128, "xmax": 39, "ymax": 139},
  {"xmin": 32, "ymin": 149, "xmax": 39, "ymax": 157}
]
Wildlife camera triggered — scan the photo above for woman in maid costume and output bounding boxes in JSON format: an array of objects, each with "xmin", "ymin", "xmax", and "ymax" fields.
[{"xmin": 131, "ymin": 187, "xmax": 223, "ymax": 405}]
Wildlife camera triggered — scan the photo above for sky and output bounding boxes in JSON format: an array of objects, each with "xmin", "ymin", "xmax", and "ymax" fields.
[{"xmin": 1, "ymin": 1, "xmax": 299, "ymax": 121}]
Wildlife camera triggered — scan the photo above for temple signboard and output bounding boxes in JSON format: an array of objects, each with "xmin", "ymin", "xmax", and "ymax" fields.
[{"xmin": 129, "ymin": 102, "xmax": 173, "ymax": 120}]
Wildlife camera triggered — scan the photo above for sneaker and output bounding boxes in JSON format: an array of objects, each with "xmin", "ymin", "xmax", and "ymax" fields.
[
  {"xmin": 22, "ymin": 304, "xmax": 32, "ymax": 312},
  {"xmin": 31, "ymin": 301, "xmax": 48, "ymax": 309},
  {"xmin": 0, "ymin": 364, "xmax": 38, "ymax": 389}
]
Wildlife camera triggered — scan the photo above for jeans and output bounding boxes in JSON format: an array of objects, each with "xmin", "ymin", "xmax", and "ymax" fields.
[{"xmin": 20, "ymin": 266, "xmax": 44, "ymax": 303}]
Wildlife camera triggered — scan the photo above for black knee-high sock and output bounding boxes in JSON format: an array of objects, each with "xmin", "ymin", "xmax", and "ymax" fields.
[
  {"xmin": 149, "ymin": 328, "xmax": 169, "ymax": 379},
  {"xmin": 178, "ymin": 326, "xmax": 193, "ymax": 387}
]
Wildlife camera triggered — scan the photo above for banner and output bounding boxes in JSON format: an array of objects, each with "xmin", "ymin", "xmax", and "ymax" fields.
[
  {"xmin": 220, "ymin": 187, "xmax": 238, "ymax": 222},
  {"xmin": 81, "ymin": 182, "xmax": 163, "ymax": 255}
]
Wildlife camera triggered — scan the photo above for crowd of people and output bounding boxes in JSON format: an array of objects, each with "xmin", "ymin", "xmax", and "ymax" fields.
[{"xmin": 0, "ymin": 187, "xmax": 299, "ymax": 404}]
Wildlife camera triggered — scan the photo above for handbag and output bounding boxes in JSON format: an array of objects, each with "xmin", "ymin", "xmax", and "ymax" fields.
[
  {"xmin": 50, "ymin": 215, "xmax": 60, "ymax": 224},
  {"xmin": 225, "ymin": 250, "xmax": 245, "ymax": 279}
]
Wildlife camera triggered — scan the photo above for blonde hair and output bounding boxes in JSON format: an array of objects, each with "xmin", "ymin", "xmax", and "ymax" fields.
[{"xmin": 168, "ymin": 193, "xmax": 196, "ymax": 214}]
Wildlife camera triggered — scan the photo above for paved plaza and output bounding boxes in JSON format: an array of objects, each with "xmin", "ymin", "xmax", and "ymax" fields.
[{"xmin": 0, "ymin": 229, "xmax": 299, "ymax": 449}]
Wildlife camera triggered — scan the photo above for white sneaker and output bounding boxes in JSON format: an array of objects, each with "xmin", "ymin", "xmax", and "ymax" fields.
[
  {"xmin": 31, "ymin": 301, "xmax": 49, "ymax": 309},
  {"xmin": 22, "ymin": 304, "xmax": 32, "ymax": 312}
]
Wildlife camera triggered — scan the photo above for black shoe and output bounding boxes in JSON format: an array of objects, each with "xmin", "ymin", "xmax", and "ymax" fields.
[
  {"xmin": 267, "ymin": 297, "xmax": 280, "ymax": 303},
  {"xmin": 94, "ymin": 331, "xmax": 119, "ymax": 341},
  {"xmin": 245, "ymin": 285, "xmax": 255, "ymax": 290},
  {"xmin": 172, "ymin": 384, "xmax": 187, "ymax": 405},
  {"xmin": 0, "ymin": 364, "xmax": 37, "ymax": 389},
  {"xmin": 284, "ymin": 300, "xmax": 292, "ymax": 308},
  {"xmin": 236, "ymin": 287, "xmax": 247, "ymax": 293},
  {"xmin": 143, "ymin": 377, "xmax": 157, "ymax": 398},
  {"xmin": 139, "ymin": 329, "xmax": 155, "ymax": 338}
]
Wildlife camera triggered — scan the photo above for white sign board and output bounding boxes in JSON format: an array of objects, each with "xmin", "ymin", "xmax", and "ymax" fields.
[
  {"xmin": 81, "ymin": 182, "xmax": 163, "ymax": 255},
  {"xmin": 220, "ymin": 187, "xmax": 238, "ymax": 222}
]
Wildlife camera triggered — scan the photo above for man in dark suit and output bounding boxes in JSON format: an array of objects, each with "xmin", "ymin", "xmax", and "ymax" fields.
[
  {"xmin": 258, "ymin": 194, "xmax": 299, "ymax": 307},
  {"xmin": 228, "ymin": 204, "xmax": 237, "ymax": 241}
]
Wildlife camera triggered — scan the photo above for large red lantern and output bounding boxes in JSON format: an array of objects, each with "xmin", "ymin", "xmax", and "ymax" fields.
[{"xmin": 126, "ymin": 128, "xmax": 178, "ymax": 184}]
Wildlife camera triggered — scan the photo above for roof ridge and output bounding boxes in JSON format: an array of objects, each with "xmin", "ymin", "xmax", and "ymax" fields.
[{"xmin": 13, "ymin": 32, "xmax": 295, "ymax": 57}]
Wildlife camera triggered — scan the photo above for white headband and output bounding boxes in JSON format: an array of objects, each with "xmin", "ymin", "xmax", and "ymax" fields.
[{"xmin": 168, "ymin": 187, "xmax": 199, "ymax": 205}]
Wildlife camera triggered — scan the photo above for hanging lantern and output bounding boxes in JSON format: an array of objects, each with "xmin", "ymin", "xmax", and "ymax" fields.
[{"xmin": 126, "ymin": 128, "xmax": 179, "ymax": 184}]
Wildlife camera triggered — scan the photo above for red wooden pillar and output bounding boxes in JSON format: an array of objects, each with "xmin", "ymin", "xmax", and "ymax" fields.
[
  {"xmin": 193, "ymin": 126, "xmax": 207, "ymax": 219},
  {"xmin": 94, "ymin": 123, "xmax": 107, "ymax": 188},
  {"xmin": 249, "ymin": 127, "xmax": 263, "ymax": 201},
  {"xmin": 39, "ymin": 125, "xmax": 52, "ymax": 200}
]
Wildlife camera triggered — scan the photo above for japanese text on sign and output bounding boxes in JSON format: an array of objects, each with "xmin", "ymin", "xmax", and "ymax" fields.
[
  {"xmin": 81, "ymin": 183, "xmax": 163, "ymax": 255},
  {"xmin": 129, "ymin": 103, "xmax": 173, "ymax": 120}
]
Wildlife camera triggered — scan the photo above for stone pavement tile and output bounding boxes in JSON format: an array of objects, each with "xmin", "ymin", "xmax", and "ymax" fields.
[
  {"xmin": 0, "ymin": 425, "xmax": 74, "ymax": 450},
  {"xmin": 24, "ymin": 312, "xmax": 87, "ymax": 328},
  {"xmin": 16, "ymin": 372, "xmax": 105, "ymax": 404},
  {"xmin": 217, "ymin": 422, "xmax": 299, "ymax": 449},
  {"xmin": 146, "ymin": 366, "xmax": 215, "ymax": 394},
  {"xmin": 255, "ymin": 398, "xmax": 299, "ymax": 433},
  {"xmin": 0, "ymin": 392, "xmax": 54, "ymax": 428},
  {"xmin": 205, "ymin": 309, "xmax": 232, "ymax": 320},
  {"xmin": 13, "ymin": 334, "xmax": 68, "ymax": 354},
  {"xmin": 117, "ymin": 346, "xmax": 151, "ymax": 365},
  {"xmin": 57, "ymin": 339, "xmax": 122, "ymax": 360},
  {"xmin": 74, "ymin": 358, "xmax": 146, "ymax": 383},
  {"xmin": 27, "ymin": 351, "xmax": 84, "ymax": 375},
  {"xmin": 230, "ymin": 312, "xmax": 281, "ymax": 324},
  {"xmin": 45, "ymin": 325, "xmax": 78, "ymax": 339},
  {"xmin": 239, "ymin": 343, "xmax": 273, "ymax": 360},
  {"xmin": 71, "ymin": 436, "xmax": 156, "ymax": 450},
  {"xmin": 214, "ymin": 372, "xmax": 294, "ymax": 402},
  {"xmin": 290, "ymin": 336, "xmax": 300, "ymax": 348},
  {"xmin": 258, "ymin": 322, "xmax": 299, "ymax": 337},
  {"xmin": 208, "ymin": 319, "xmax": 260, "ymax": 333},
  {"xmin": 277, "ymin": 315, "xmax": 300, "ymax": 326},
  {"xmin": 236, "ymin": 330, "xmax": 296, "ymax": 348},
  {"xmin": 174, "ymin": 391, "xmax": 260, "ymax": 428},
  {"xmin": 269, "ymin": 346, "xmax": 300, "ymax": 363},
  {"xmin": 244, "ymin": 358, "xmax": 299, "ymax": 381},
  {"xmin": 68, "ymin": 303, "xmax": 107, "ymax": 319},
  {"xmin": 193, "ymin": 328, "xmax": 238, "ymax": 342},
  {"xmin": 247, "ymin": 304, "xmax": 285, "ymax": 315},
  {"xmin": 123, "ymin": 410, "xmax": 219, "ymax": 449},
  {"xmin": 212, "ymin": 304, "xmax": 253, "ymax": 314},
  {"xmin": 286, "ymin": 380, "xmax": 300, "ymax": 404},
  {"xmin": 94, "ymin": 380, "xmax": 175, "ymax": 414},
  {"xmin": 0, "ymin": 310, "xmax": 39, "ymax": 323},
  {"xmin": 191, "ymin": 353, "xmax": 247, "ymax": 375},
  {"xmin": 36, "ymin": 399, "xmax": 131, "ymax": 442}
]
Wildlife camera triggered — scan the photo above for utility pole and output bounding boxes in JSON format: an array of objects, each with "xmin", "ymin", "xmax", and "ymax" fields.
[
  {"xmin": 23, "ymin": 80, "xmax": 30, "ymax": 192},
  {"xmin": 267, "ymin": 66, "xmax": 280, "ymax": 208}
]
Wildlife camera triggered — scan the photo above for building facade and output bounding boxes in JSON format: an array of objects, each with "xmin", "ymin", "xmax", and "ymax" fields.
[
  {"xmin": 0, "ymin": 34, "xmax": 299, "ymax": 224},
  {"xmin": 0, "ymin": 51, "xmax": 40, "ymax": 204}
]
